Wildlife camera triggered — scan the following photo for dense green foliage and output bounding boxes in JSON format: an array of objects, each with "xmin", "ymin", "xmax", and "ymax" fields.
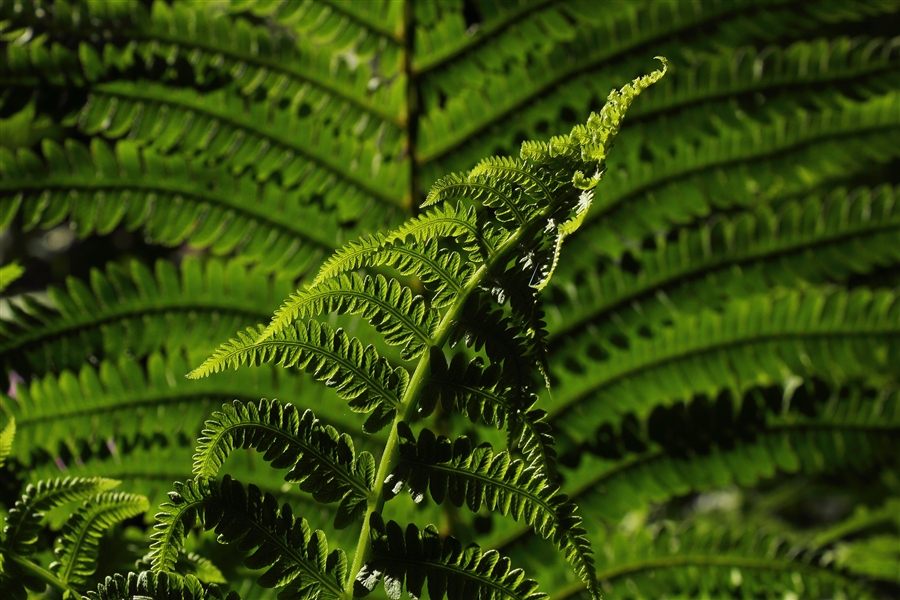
[{"xmin": 1, "ymin": 1, "xmax": 899, "ymax": 599}]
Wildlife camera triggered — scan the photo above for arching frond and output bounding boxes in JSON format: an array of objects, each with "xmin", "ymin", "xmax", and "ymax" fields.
[
  {"xmin": 51, "ymin": 492, "xmax": 149, "ymax": 588},
  {"xmin": 84, "ymin": 572, "xmax": 237, "ymax": 600},
  {"xmin": 0, "ymin": 139, "xmax": 348, "ymax": 276},
  {"xmin": 192, "ymin": 400, "xmax": 374, "ymax": 528},
  {"xmin": 149, "ymin": 476, "xmax": 347, "ymax": 599},
  {"xmin": 386, "ymin": 424, "xmax": 598, "ymax": 600},
  {"xmin": 188, "ymin": 323, "xmax": 408, "ymax": 430},
  {"xmin": 548, "ymin": 184, "xmax": 900, "ymax": 343},
  {"xmin": 0, "ymin": 257, "xmax": 291, "ymax": 377},
  {"xmin": 263, "ymin": 273, "xmax": 440, "ymax": 360},
  {"xmin": 356, "ymin": 513, "xmax": 546, "ymax": 600},
  {"xmin": 0, "ymin": 349, "xmax": 369, "ymax": 466},
  {"xmin": 551, "ymin": 288, "xmax": 900, "ymax": 443},
  {"xmin": 1, "ymin": 477, "xmax": 120, "ymax": 556}
]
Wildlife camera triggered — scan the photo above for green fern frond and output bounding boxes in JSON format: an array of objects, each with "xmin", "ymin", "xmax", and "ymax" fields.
[
  {"xmin": 551, "ymin": 287, "xmax": 900, "ymax": 443},
  {"xmin": 150, "ymin": 475, "xmax": 347, "ymax": 599},
  {"xmin": 0, "ymin": 416, "xmax": 14, "ymax": 469},
  {"xmin": 540, "ymin": 521, "xmax": 872, "ymax": 600},
  {"xmin": 565, "ymin": 90, "xmax": 900, "ymax": 258},
  {"xmin": 73, "ymin": 80, "xmax": 405, "ymax": 215},
  {"xmin": 423, "ymin": 350, "xmax": 557, "ymax": 474},
  {"xmin": 0, "ymin": 262, "xmax": 24, "ymax": 293},
  {"xmin": 0, "ymin": 138, "xmax": 347, "ymax": 275},
  {"xmin": 50, "ymin": 492, "xmax": 149, "ymax": 588},
  {"xmin": 1, "ymin": 477, "xmax": 120, "ymax": 556},
  {"xmin": 548, "ymin": 184, "xmax": 900, "ymax": 342},
  {"xmin": 356, "ymin": 513, "xmax": 546, "ymax": 600},
  {"xmin": 1, "ymin": 349, "xmax": 369, "ymax": 466},
  {"xmin": 386, "ymin": 424, "xmax": 598, "ymax": 600},
  {"xmin": 192, "ymin": 399, "xmax": 374, "ymax": 528},
  {"xmin": 188, "ymin": 322, "xmax": 407, "ymax": 428},
  {"xmin": 85, "ymin": 571, "xmax": 237, "ymax": 600},
  {"xmin": 263, "ymin": 273, "xmax": 440, "ymax": 360},
  {"xmin": 0, "ymin": 257, "xmax": 291, "ymax": 376}
]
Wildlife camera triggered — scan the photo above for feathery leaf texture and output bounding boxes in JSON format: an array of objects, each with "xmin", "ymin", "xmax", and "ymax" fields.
[
  {"xmin": 385, "ymin": 424, "xmax": 598, "ymax": 600},
  {"xmin": 84, "ymin": 572, "xmax": 237, "ymax": 600},
  {"xmin": 0, "ymin": 257, "xmax": 292, "ymax": 376},
  {"xmin": 551, "ymin": 287, "xmax": 900, "ymax": 442},
  {"xmin": 547, "ymin": 184, "xmax": 900, "ymax": 343},
  {"xmin": 50, "ymin": 492, "xmax": 150, "ymax": 587},
  {"xmin": 0, "ymin": 417, "xmax": 14, "ymax": 469},
  {"xmin": 356, "ymin": 513, "xmax": 546, "ymax": 600},
  {"xmin": 188, "ymin": 323, "xmax": 408, "ymax": 431},
  {"xmin": 192, "ymin": 399, "xmax": 374, "ymax": 529},
  {"xmin": 1, "ymin": 477, "xmax": 120, "ymax": 556},
  {"xmin": 150, "ymin": 475, "xmax": 346, "ymax": 599}
]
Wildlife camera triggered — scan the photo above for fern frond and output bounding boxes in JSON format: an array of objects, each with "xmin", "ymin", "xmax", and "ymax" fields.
[
  {"xmin": 551, "ymin": 287, "xmax": 900, "ymax": 443},
  {"xmin": 548, "ymin": 184, "xmax": 900, "ymax": 342},
  {"xmin": 539, "ymin": 521, "xmax": 873, "ymax": 600},
  {"xmin": 73, "ymin": 80, "xmax": 405, "ymax": 213},
  {"xmin": 565, "ymin": 90, "xmax": 900, "ymax": 258},
  {"xmin": 50, "ymin": 492, "xmax": 149, "ymax": 588},
  {"xmin": 188, "ymin": 322, "xmax": 407, "ymax": 428},
  {"xmin": 423, "ymin": 350, "xmax": 557, "ymax": 474},
  {"xmin": 263, "ymin": 273, "xmax": 439, "ymax": 360},
  {"xmin": 386, "ymin": 424, "xmax": 598, "ymax": 599},
  {"xmin": 192, "ymin": 399, "xmax": 374, "ymax": 528},
  {"xmin": 0, "ymin": 257, "xmax": 290, "ymax": 376},
  {"xmin": 0, "ymin": 417, "xmax": 14, "ymax": 469},
  {"xmin": 0, "ymin": 261, "xmax": 24, "ymax": 293},
  {"xmin": 150, "ymin": 476, "xmax": 347, "ymax": 599},
  {"xmin": 85, "ymin": 572, "xmax": 237, "ymax": 600},
  {"xmin": 356, "ymin": 513, "xmax": 546, "ymax": 600},
  {"xmin": 0, "ymin": 139, "xmax": 347, "ymax": 275},
  {"xmin": 1, "ymin": 477, "xmax": 120, "ymax": 556},
  {"xmin": 1, "ymin": 349, "xmax": 369, "ymax": 466}
]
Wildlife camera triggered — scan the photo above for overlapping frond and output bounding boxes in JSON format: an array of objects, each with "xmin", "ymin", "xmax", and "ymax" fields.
[
  {"xmin": 0, "ymin": 349, "xmax": 364, "ymax": 466},
  {"xmin": 0, "ymin": 257, "xmax": 289, "ymax": 376},
  {"xmin": 0, "ymin": 138, "xmax": 347, "ymax": 275},
  {"xmin": 547, "ymin": 184, "xmax": 900, "ymax": 343},
  {"xmin": 356, "ymin": 513, "xmax": 546, "ymax": 600},
  {"xmin": 263, "ymin": 273, "xmax": 440, "ymax": 360},
  {"xmin": 149, "ymin": 475, "xmax": 347, "ymax": 599},
  {"xmin": 51, "ymin": 492, "xmax": 150, "ymax": 588},
  {"xmin": 192, "ymin": 399, "xmax": 374, "ymax": 528},
  {"xmin": 1, "ymin": 477, "xmax": 120, "ymax": 556},
  {"xmin": 551, "ymin": 287, "xmax": 900, "ymax": 443},
  {"xmin": 386, "ymin": 424, "xmax": 598, "ymax": 599},
  {"xmin": 85, "ymin": 572, "xmax": 237, "ymax": 600}
]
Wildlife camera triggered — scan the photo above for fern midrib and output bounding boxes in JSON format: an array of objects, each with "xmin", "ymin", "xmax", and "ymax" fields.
[
  {"xmin": 415, "ymin": 0, "xmax": 757, "ymax": 164},
  {"xmin": 317, "ymin": 0, "xmax": 402, "ymax": 42},
  {"xmin": 435, "ymin": 181, "xmax": 527, "ymax": 225},
  {"xmin": 90, "ymin": 83, "xmax": 402, "ymax": 207},
  {"xmin": 198, "ymin": 422, "xmax": 369, "ymax": 498},
  {"xmin": 548, "ymin": 553, "xmax": 853, "ymax": 600},
  {"xmin": 549, "ymin": 326, "xmax": 899, "ymax": 422},
  {"xmin": 6, "ymin": 552, "xmax": 81, "ymax": 598},
  {"xmin": 205, "ymin": 337, "xmax": 403, "ymax": 408},
  {"xmin": 547, "ymin": 217, "xmax": 900, "ymax": 345},
  {"xmin": 1, "ymin": 180, "xmax": 338, "ymax": 250},
  {"xmin": 57, "ymin": 499, "xmax": 143, "ymax": 585}
]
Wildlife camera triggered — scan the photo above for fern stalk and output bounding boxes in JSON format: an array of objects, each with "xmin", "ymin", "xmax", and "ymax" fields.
[{"xmin": 5, "ymin": 552, "xmax": 80, "ymax": 598}]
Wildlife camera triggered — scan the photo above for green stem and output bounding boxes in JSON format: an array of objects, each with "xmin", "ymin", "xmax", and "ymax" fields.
[{"xmin": 7, "ymin": 552, "xmax": 80, "ymax": 597}]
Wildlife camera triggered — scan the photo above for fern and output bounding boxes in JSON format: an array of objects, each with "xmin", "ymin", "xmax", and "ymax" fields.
[{"xmin": 3, "ymin": 1, "xmax": 899, "ymax": 598}]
